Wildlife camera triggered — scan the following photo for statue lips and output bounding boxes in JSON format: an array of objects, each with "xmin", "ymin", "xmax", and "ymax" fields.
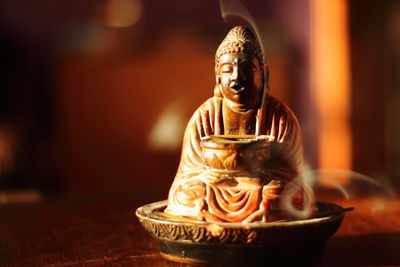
[{"xmin": 229, "ymin": 81, "xmax": 245, "ymax": 94}]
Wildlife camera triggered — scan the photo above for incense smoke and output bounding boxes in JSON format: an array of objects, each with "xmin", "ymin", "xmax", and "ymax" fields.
[
  {"xmin": 219, "ymin": 0, "xmax": 268, "ymax": 92},
  {"xmin": 218, "ymin": 0, "xmax": 394, "ymax": 220},
  {"xmin": 280, "ymin": 166, "xmax": 395, "ymax": 219}
]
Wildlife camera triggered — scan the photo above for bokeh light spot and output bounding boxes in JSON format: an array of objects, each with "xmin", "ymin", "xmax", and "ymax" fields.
[{"xmin": 105, "ymin": 0, "xmax": 143, "ymax": 27}]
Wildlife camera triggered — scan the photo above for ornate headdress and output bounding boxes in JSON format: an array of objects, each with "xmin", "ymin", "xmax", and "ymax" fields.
[{"xmin": 215, "ymin": 26, "xmax": 264, "ymax": 75}]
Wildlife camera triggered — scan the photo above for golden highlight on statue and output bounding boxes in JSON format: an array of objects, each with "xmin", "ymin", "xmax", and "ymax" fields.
[{"xmin": 165, "ymin": 26, "xmax": 303, "ymax": 223}]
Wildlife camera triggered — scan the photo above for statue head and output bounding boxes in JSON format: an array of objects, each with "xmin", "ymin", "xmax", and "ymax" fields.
[{"xmin": 215, "ymin": 26, "xmax": 266, "ymax": 110}]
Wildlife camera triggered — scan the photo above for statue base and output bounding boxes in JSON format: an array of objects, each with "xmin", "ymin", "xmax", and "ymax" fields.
[{"xmin": 136, "ymin": 201, "xmax": 347, "ymax": 266}]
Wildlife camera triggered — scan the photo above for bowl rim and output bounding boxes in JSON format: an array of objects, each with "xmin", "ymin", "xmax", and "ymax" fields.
[{"xmin": 136, "ymin": 200, "xmax": 345, "ymax": 228}]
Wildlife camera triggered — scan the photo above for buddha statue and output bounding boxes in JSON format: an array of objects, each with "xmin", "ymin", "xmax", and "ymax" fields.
[{"xmin": 164, "ymin": 26, "xmax": 304, "ymax": 223}]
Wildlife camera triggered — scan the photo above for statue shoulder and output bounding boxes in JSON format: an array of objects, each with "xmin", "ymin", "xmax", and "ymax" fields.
[
  {"xmin": 264, "ymin": 95, "xmax": 299, "ymax": 124},
  {"xmin": 260, "ymin": 95, "xmax": 302, "ymax": 141},
  {"xmin": 185, "ymin": 97, "xmax": 223, "ymax": 137},
  {"xmin": 189, "ymin": 97, "xmax": 221, "ymax": 121},
  {"xmin": 265, "ymin": 95, "xmax": 287, "ymax": 110}
]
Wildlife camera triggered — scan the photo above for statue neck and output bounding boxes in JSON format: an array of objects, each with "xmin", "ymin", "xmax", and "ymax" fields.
[
  {"xmin": 222, "ymin": 99, "xmax": 258, "ymax": 135},
  {"xmin": 222, "ymin": 98, "xmax": 259, "ymax": 113}
]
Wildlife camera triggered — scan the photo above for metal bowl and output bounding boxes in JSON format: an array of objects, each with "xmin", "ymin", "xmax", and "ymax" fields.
[{"xmin": 136, "ymin": 200, "xmax": 347, "ymax": 266}]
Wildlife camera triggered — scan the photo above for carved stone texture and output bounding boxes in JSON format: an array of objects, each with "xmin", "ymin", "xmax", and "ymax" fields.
[{"xmin": 165, "ymin": 26, "xmax": 304, "ymax": 223}]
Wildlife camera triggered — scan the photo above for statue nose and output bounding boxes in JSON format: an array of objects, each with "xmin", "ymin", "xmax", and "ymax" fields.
[{"xmin": 230, "ymin": 81, "xmax": 242, "ymax": 91}]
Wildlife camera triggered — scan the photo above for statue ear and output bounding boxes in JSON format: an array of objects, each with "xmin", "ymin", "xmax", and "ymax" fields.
[
  {"xmin": 214, "ymin": 84, "xmax": 223, "ymax": 98},
  {"xmin": 265, "ymin": 64, "xmax": 269, "ymax": 79},
  {"xmin": 264, "ymin": 64, "xmax": 269, "ymax": 94},
  {"xmin": 216, "ymin": 75, "xmax": 221, "ymax": 84}
]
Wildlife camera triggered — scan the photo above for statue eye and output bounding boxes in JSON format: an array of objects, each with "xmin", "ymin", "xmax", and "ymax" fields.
[
  {"xmin": 242, "ymin": 62, "xmax": 257, "ymax": 73},
  {"xmin": 221, "ymin": 64, "xmax": 233, "ymax": 73}
]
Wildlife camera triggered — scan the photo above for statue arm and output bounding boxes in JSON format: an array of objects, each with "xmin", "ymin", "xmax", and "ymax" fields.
[
  {"xmin": 165, "ymin": 99, "xmax": 214, "ymax": 219},
  {"xmin": 262, "ymin": 98, "xmax": 304, "ymax": 181},
  {"xmin": 172, "ymin": 98, "xmax": 216, "ymax": 181}
]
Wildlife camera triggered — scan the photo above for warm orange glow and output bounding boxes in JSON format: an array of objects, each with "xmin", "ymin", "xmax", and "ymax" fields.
[
  {"xmin": 105, "ymin": 0, "xmax": 142, "ymax": 27},
  {"xmin": 310, "ymin": 0, "xmax": 352, "ymax": 175}
]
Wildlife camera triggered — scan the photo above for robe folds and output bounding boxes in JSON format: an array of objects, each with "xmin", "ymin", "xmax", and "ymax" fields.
[{"xmin": 165, "ymin": 95, "xmax": 303, "ymax": 222}]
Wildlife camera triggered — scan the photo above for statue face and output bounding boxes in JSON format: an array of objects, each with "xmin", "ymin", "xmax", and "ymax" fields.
[{"xmin": 218, "ymin": 53, "xmax": 264, "ymax": 109}]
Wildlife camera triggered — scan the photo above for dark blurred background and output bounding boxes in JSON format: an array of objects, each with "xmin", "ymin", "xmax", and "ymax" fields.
[{"xmin": 0, "ymin": 0, "xmax": 398, "ymax": 200}]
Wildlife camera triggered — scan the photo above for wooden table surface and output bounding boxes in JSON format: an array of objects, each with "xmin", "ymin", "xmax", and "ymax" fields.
[{"xmin": 1, "ymin": 192, "xmax": 400, "ymax": 267}]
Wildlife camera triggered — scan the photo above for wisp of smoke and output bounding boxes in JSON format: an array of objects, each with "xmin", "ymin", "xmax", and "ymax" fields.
[
  {"xmin": 219, "ymin": 0, "xmax": 268, "ymax": 92},
  {"xmin": 280, "ymin": 166, "xmax": 395, "ymax": 220}
]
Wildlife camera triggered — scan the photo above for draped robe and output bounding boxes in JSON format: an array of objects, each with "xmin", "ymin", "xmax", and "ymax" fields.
[{"xmin": 165, "ymin": 94, "xmax": 303, "ymax": 222}]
